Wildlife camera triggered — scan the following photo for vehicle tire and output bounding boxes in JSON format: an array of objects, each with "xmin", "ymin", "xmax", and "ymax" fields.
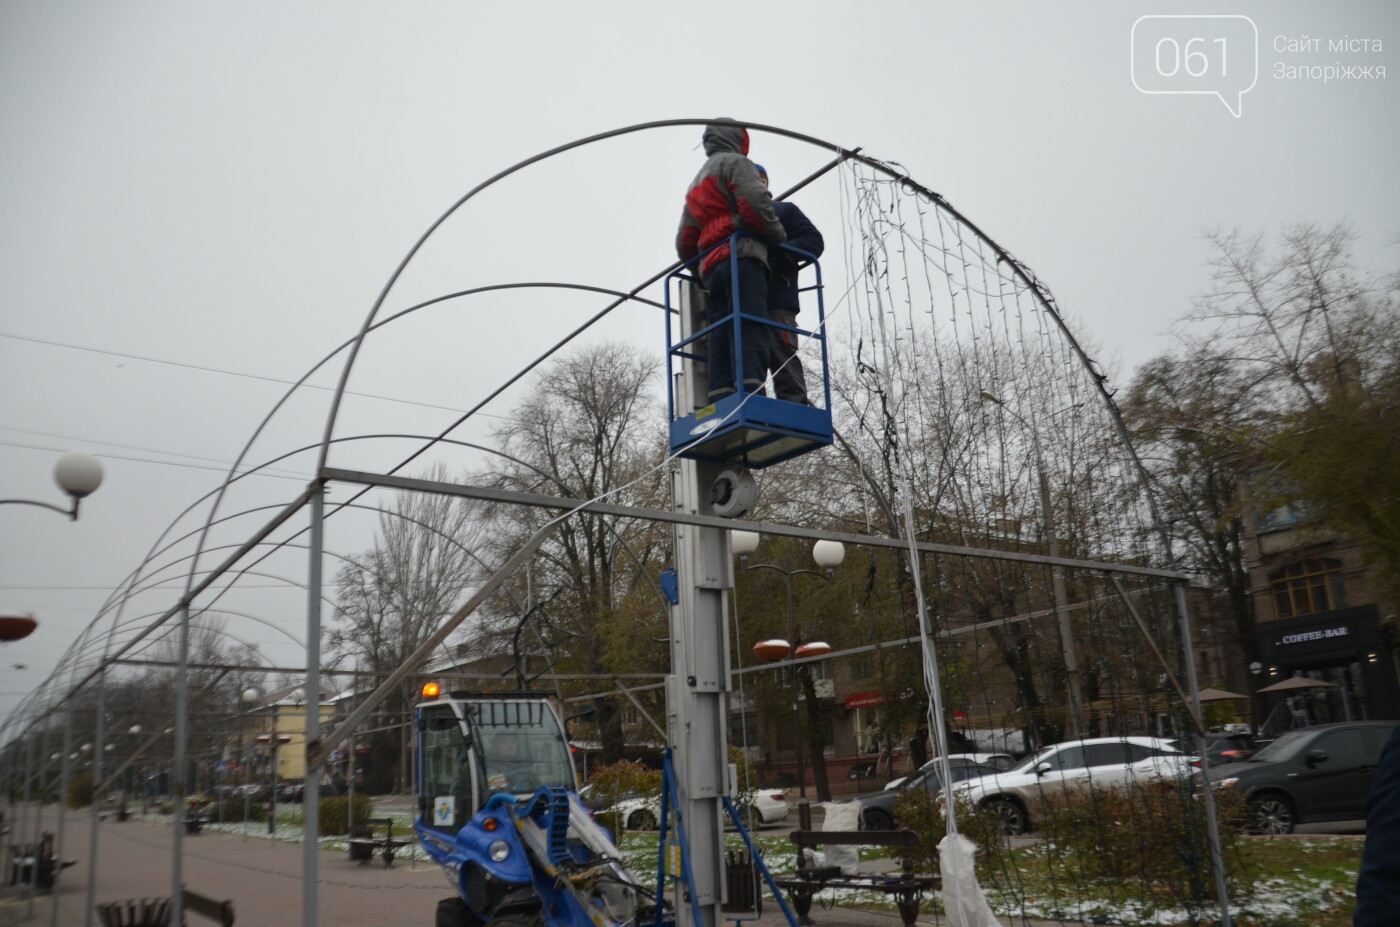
[
  {"xmin": 627, "ymin": 808, "xmax": 657, "ymax": 831},
  {"xmin": 435, "ymin": 896, "xmax": 481, "ymax": 927},
  {"xmin": 744, "ymin": 805, "xmax": 762, "ymax": 828},
  {"xmin": 983, "ymin": 797, "xmax": 1028, "ymax": 836},
  {"xmin": 1250, "ymin": 794, "xmax": 1296, "ymax": 835},
  {"xmin": 488, "ymin": 911, "xmax": 545, "ymax": 927},
  {"xmin": 861, "ymin": 808, "xmax": 895, "ymax": 831}
]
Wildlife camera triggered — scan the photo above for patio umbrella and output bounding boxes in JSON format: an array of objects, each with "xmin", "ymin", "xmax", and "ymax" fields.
[
  {"xmin": 1256, "ymin": 676, "xmax": 1340, "ymax": 693},
  {"xmin": 1195, "ymin": 687, "xmax": 1249, "ymax": 701}
]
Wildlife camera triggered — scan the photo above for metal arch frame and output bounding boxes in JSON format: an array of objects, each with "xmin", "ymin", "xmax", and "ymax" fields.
[
  {"xmin": 129, "ymin": 281, "xmax": 665, "ymax": 622},
  {"xmin": 5, "ymin": 118, "xmax": 1230, "ymax": 926},
  {"xmin": 29, "ymin": 423, "xmax": 670, "ymax": 721}
]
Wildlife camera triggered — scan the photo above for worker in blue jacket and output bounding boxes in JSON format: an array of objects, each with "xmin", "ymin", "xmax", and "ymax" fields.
[
  {"xmin": 755, "ymin": 165, "xmax": 824, "ymax": 405},
  {"xmin": 1355, "ymin": 725, "xmax": 1400, "ymax": 924}
]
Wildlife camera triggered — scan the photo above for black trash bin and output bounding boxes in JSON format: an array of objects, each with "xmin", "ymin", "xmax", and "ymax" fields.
[{"xmin": 721, "ymin": 849, "xmax": 762, "ymax": 915}]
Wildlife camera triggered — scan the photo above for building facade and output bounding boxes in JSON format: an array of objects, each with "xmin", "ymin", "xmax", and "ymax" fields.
[{"xmin": 1240, "ymin": 469, "xmax": 1400, "ymax": 732}]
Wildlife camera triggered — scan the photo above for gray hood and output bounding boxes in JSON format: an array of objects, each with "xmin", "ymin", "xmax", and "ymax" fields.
[{"xmin": 702, "ymin": 121, "xmax": 747, "ymax": 157}]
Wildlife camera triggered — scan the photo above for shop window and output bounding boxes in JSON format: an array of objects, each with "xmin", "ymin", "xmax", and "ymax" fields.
[
  {"xmin": 852, "ymin": 707, "xmax": 881, "ymax": 755},
  {"xmin": 1270, "ymin": 559, "xmax": 1348, "ymax": 618}
]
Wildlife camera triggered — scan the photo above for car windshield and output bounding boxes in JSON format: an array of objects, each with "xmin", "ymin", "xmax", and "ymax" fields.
[
  {"xmin": 469, "ymin": 700, "xmax": 577, "ymax": 796},
  {"xmin": 1248, "ymin": 729, "xmax": 1313, "ymax": 763},
  {"xmin": 1004, "ymin": 748, "xmax": 1054, "ymax": 773}
]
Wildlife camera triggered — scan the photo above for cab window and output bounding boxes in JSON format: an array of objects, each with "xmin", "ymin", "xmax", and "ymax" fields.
[
  {"xmin": 467, "ymin": 700, "xmax": 576, "ymax": 803},
  {"xmin": 420, "ymin": 707, "xmax": 474, "ymax": 833}
]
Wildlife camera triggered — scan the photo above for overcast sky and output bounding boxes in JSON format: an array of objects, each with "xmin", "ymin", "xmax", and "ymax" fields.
[{"xmin": 2, "ymin": 1, "xmax": 1396, "ymax": 726}]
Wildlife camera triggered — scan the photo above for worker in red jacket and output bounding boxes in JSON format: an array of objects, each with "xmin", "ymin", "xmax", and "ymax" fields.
[{"xmin": 676, "ymin": 120, "xmax": 786, "ymax": 403}]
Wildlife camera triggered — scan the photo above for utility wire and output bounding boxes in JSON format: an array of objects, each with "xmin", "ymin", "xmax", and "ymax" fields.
[
  {"xmin": 0, "ymin": 330, "xmax": 509, "ymax": 422},
  {"xmin": 0, "ymin": 439, "xmax": 309, "ymax": 482},
  {"xmin": 1, "ymin": 425, "xmax": 309, "ymax": 479}
]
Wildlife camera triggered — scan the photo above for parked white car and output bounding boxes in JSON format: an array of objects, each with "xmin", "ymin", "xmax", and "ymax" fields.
[
  {"xmin": 603, "ymin": 788, "xmax": 789, "ymax": 831},
  {"xmin": 883, "ymin": 753, "xmax": 1016, "ymax": 790},
  {"xmin": 948, "ymin": 736, "xmax": 1197, "ymax": 835}
]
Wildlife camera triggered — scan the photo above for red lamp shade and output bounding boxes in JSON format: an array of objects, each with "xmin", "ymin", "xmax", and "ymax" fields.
[
  {"xmin": 794, "ymin": 642, "xmax": 832, "ymax": 660},
  {"xmin": 753, "ymin": 639, "xmax": 792, "ymax": 662},
  {"xmin": 0, "ymin": 613, "xmax": 38, "ymax": 642}
]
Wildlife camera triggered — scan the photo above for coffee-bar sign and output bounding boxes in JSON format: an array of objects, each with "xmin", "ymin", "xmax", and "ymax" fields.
[{"xmin": 1276, "ymin": 625, "xmax": 1350, "ymax": 648}]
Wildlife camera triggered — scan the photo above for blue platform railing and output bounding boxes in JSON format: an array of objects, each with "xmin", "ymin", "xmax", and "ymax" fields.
[{"xmin": 664, "ymin": 232, "xmax": 833, "ymax": 467}]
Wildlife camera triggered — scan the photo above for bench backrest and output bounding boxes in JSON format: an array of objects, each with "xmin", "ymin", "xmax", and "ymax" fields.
[
  {"xmin": 790, "ymin": 803, "xmax": 917, "ymax": 876},
  {"xmin": 350, "ymin": 816, "xmax": 395, "ymax": 841}
]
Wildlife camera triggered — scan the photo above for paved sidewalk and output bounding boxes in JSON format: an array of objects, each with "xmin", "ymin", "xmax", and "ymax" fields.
[
  {"xmin": 2, "ymin": 813, "xmax": 449, "ymax": 927},
  {"xmin": 1, "ymin": 810, "xmax": 1054, "ymax": 927}
]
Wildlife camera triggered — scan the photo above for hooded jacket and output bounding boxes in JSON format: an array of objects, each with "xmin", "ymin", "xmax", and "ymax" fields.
[{"xmin": 676, "ymin": 122, "xmax": 786, "ymax": 278}]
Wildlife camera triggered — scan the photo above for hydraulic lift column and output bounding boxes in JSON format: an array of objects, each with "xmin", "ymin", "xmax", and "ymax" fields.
[{"xmin": 667, "ymin": 282, "xmax": 733, "ymax": 927}]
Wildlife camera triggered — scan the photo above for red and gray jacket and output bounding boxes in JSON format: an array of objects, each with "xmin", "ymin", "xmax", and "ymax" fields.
[{"xmin": 675, "ymin": 122, "xmax": 786, "ymax": 278}]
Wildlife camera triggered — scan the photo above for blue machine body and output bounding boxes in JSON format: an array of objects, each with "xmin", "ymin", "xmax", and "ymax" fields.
[
  {"xmin": 665, "ymin": 235, "xmax": 833, "ymax": 468},
  {"xmin": 414, "ymin": 692, "xmax": 663, "ymax": 927}
]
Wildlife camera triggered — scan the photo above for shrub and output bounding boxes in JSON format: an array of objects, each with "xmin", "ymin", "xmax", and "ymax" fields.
[
  {"xmin": 319, "ymin": 794, "xmax": 374, "ymax": 835},
  {"xmin": 896, "ymin": 777, "xmax": 1253, "ymax": 917},
  {"xmin": 588, "ymin": 760, "xmax": 662, "ymax": 834},
  {"xmin": 67, "ymin": 772, "xmax": 93, "ymax": 809},
  {"xmin": 1029, "ymin": 779, "xmax": 1252, "ymax": 912},
  {"xmin": 207, "ymin": 797, "xmax": 266, "ymax": 823},
  {"xmin": 892, "ymin": 789, "xmax": 1008, "ymax": 873}
]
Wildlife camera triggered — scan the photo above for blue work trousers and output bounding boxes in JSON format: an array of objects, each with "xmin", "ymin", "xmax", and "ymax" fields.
[{"xmin": 704, "ymin": 257, "xmax": 769, "ymax": 402}]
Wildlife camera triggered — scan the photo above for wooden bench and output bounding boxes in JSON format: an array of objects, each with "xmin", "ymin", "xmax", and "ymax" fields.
[
  {"xmin": 347, "ymin": 817, "xmax": 410, "ymax": 868},
  {"xmin": 95, "ymin": 888, "xmax": 235, "ymax": 926},
  {"xmin": 7, "ymin": 832, "xmax": 77, "ymax": 891},
  {"xmin": 772, "ymin": 803, "xmax": 938, "ymax": 927}
]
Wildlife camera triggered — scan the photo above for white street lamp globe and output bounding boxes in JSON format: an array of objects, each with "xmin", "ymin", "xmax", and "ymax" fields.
[
  {"xmin": 242, "ymin": 688, "xmax": 260, "ymax": 705},
  {"xmin": 730, "ymin": 530, "xmax": 760, "ymax": 557},
  {"xmin": 812, "ymin": 540, "xmax": 846, "ymax": 570},
  {"xmin": 53, "ymin": 451, "xmax": 103, "ymax": 499},
  {"xmin": 290, "ymin": 688, "xmax": 305, "ymax": 704}
]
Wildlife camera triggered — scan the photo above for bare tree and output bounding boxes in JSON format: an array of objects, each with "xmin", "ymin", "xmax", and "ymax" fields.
[
  {"xmin": 329, "ymin": 463, "xmax": 485, "ymax": 791},
  {"xmin": 472, "ymin": 342, "xmax": 671, "ymax": 763},
  {"xmin": 1125, "ymin": 221, "xmax": 1400, "ymax": 706}
]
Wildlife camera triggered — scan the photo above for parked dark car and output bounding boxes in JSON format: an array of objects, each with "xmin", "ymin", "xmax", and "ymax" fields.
[
  {"xmin": 1171, "ymin": 733, "xmax": 1258, "ymax": 768},
  {"xmin": 859, "ymin": 760, "xmax": 1000, "ymax": 830},
  {"xmin": 276, "ymin": 782, "xmax": 304, "ymax": 803},
  {"xmin": 1206, "ymin": 721, "xmax": 1399, "ymax": 834}
]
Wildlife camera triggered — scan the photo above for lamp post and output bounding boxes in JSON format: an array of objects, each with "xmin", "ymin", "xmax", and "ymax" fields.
[
  {"xmin": 0, "ymin": 450, "xmax": 103, "ymax": 520},
  {"xmin": 255, "ymin": 731, "xmax": 292, "ymax": 838},
  {"xmin": 981, "ymin": 390, "xmax": 1087, "ymax": 739},
  {"xmin": 239, "ymin": 688, "xmax": 260, "ymax": 834},
  {"xmin": 118, "ymin": 726, "xmax": 141, "ymax": 820},
  {"xmin": 732, "ymin": 530, "xmax": 845, "ymax": 800}
]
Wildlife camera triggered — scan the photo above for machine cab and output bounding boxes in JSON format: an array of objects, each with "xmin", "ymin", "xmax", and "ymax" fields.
[{"xmin": 417, "ymin": 692, "xmax": 576, "ymax": 835}]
